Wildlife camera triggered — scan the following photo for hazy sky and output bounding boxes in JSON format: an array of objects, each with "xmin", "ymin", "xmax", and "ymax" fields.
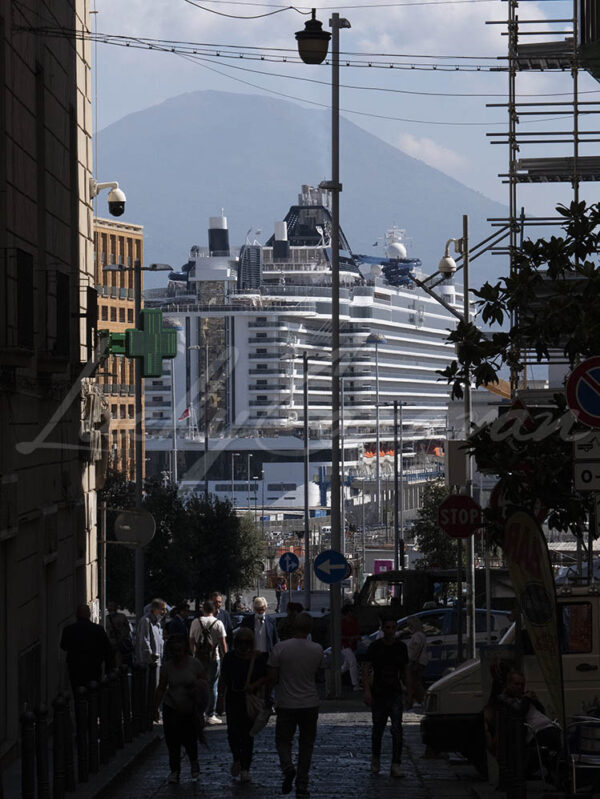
[{"xmin": 92, "ymin": 0, "xmax": 598, "ymax": 212}]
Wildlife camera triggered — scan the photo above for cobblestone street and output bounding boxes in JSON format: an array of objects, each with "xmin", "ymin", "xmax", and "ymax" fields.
[{"xmin": 107, "ymin": 700, "xmax": 479, "ymax": 799}]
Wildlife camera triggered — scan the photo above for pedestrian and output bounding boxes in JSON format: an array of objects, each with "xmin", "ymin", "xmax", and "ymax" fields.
[
  {"xmin": 155, "ymin": 635, "xmax": 207, "ymax": 785},
  {"xmin": 134, "ymin": 598, "xmax": 166, "ymax": 667},
  {"xmin": 60, "ymin": 604, "xmax": 113, "ymax": 692},
  {"xmin": 105, "ymin": 600, "xmax": 134, "ymax": 667},
  {"xmin": 164, "ymin": 603, "xmax": 191, "ymax": 660},
  {"xmin": 406, "ymin": 615, "xmax": 428, "ymax": 709},
  {"xmin": 240, "ymin": 596, "xmax": 279, "ymax": 654},
  {"xmin": 189, "ymin": 599, "xmax": 227, "ymax": 724},
  {"xmin": 277, "ymin": 602, "xmax": 303, "ymax": 642},
  {"xmin": 268, "ymin": 611, "xmax": 324, "ymax": 798},
  {"xmin": 275, "ymin": 579, "xmax": 283, "ymax": 612},
  {"xmin": 362, "ymin": 614, "xmax": 408, "ymax": 778},
  {"xmin": 211, "ymin": 591, "xmax": 234, "ymax": 647},
  {"xmin": 341, "ymin": 604, "xmax": 361, "ymax": 691},
  {"xmin": 217, "ymin": 628, "xmax": 269, "ymax": 784}
]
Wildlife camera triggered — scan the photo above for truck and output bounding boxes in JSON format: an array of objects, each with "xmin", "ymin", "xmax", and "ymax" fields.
[{"xmin": 421, "ymin": 583, "xmax": 600, "ymax": 773}]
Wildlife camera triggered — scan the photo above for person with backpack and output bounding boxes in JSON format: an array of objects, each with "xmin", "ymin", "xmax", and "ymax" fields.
[{"xmin": 189, "ymin": 600, "xmax": 227, "ymax": 724}]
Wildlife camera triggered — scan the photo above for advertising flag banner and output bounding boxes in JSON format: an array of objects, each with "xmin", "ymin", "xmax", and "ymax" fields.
[
  {"xmin": 177, "ymin": 408, "xmax": 190, "ymax": 421},
  {"xmin": 503, "ymin": 509, "xmax": 566, "ymax": 730}
]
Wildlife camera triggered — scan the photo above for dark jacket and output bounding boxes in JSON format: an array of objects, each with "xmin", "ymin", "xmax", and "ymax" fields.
[
  {"xmin": 240, "ymin": 613, "xmax": 279, "ymax": 653},
  {"xmin": 216, "ymin": 607, "xmax": 234, "ymax": 646},
  {"xmin": 60, "ymin": 618, "xmax": 113, "ymax": 688}
]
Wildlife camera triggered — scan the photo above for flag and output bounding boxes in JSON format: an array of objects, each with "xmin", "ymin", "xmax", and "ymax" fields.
[
  {"xmin": 502, "ymin": 509, "xmax": 566, "ymax": 730},
  {"xmin": 177, "ymin": 408, "xmax": 190, "ymax": 421}
]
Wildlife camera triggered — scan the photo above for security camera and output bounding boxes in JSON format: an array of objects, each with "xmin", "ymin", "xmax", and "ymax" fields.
[
  {"xmin": 438, "ymin": 254, "xmax": 457, "ymax": 275},
  {"xmin": 89, "ymin": 178, "xmax": 126, "ymax": 218},
  {"xmin": 107, "ymin": 187, "xmax": 126, "ymax": 217}
]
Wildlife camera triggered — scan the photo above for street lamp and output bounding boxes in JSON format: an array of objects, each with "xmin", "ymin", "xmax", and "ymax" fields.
[
  {"xmin": 231, "ymin": 452, "xmax": 240, "ymax": 507},
  {"xmin": 367, "ymin": 333, "xmax": 386, "ymax": 524},
  {"xmin": 103, "ymin": 260, "xmax": 171, "ymax": 619},
  {"xmin": 296, "ymin": 8, "xmax": 351, "ymax": 698},
  {"xmin": 247, "ymin": 453, "xmax": 253, "ymax": 511}
]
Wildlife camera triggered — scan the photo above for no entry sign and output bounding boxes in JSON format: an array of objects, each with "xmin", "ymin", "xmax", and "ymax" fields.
[
  {"xmin": 567, "ymin": 357, "xmax": 600, "ymax": 428},
  {"xmin": 438, "ymin": 495, "xmax": 482, "ymax": 539}
]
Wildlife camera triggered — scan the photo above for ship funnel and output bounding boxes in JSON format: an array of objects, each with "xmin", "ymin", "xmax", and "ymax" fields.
[
  {"xmin": 208, "ymin": 214, "xmax": 230, "ymax": 256},
  {"xmin": 273, "ymin": 221, "xmax": 290, "ymax": 259}
]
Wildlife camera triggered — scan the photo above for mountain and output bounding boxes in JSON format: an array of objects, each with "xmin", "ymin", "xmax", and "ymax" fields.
[{"xmin": 96, "ymin": 90, "xmax": 507, "ymax": 289}]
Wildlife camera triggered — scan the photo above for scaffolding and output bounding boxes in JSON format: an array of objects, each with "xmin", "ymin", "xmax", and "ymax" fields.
[{"xmin": 486, "ymin": 0, "xmax": 600, "ymax": 386}]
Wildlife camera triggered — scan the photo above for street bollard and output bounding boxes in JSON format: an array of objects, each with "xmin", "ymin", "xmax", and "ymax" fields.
[
  {"xmin": 497, "ymin": 699, "xmax": 526, "ymax": 799},
  {"xmin": 119, "ymin": 665, "xmax": 132, "ymax": 743},
  {"xmin": 146, "ymin": 663, "xmax": 157, "ymax": 731},
  {"xmin": 98, "ymin": 676, "xmax": 110, "ymax": 765},
  {"xmin": 52, "ymin": 695, "xmax": 67, "ymax": 799},
  {"xmin": 108, "ymin": 670, "xmax": 123, "ymax": 751},
  {"xmin": 62, "ymin": 694, "xmax": 76, "ymax": 791},
  {"xmin": 87, "ymin": 682, "xmax": 99, "ymax": 774},
  {"xmin": 74, "ymin": 688, "xmax": 89, "ymax": 784},
  {"xmin": 20, "ymin": 710, "xmax": 36, "ymax": 799},
  {"xmin": 35, "ymin": 705, "xmax": 50, "ymax": 799}
]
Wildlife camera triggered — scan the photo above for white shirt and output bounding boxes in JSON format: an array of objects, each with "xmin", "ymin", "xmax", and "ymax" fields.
[
  {"xmin": 254, "ymin": 614, "xmax": 267, "ymax": 653},
  {"xmin": 189, "ymin": 615, "xmax": 226, "ymax": 662},
  {"xmin": 268, "ymin": 638, "xmax": 324, "ymax": 709}
]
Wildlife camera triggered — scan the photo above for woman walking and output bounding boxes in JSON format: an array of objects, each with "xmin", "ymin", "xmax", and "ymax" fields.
[
  {"xmin": 217, "ymin": 627, "xmax": 269, "ymax": 783},
  {"xmin": 155, "ymin": 635, "xmax": 207, "ymax": 784},
  {"xmin": 406, "ymin": 616, "xmax": 428, "ymax": 710}
]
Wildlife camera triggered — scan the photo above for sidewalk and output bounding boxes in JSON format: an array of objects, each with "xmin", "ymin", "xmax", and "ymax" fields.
[{"xmin": 105, "ymin": 698, "xmax": 479, "ymax": 798}]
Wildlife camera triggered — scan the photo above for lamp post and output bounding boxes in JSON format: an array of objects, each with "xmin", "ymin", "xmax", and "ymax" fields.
[
  {"xmin": 367, "ymin": 333, "xmax": 386, "ymax": 524},
  {"xmin": 303, "ymin": 351, "xmax": 311, "ymax": 611},
  {"xmin": 296, "ymin": 7, "xmax": 350, "ymax": 698},
  {"xmin": 188, "ymin": 342, "xmax": 210, "ymax": 499},
  {"xmin": 104, "ymin": 260, "xmax": 172, "ymax": 619},
  {"xmin": 247, "ymin": 453, "xmax": 253, "ymax": 511},
  {"xmin": 231, "ymin": 452, "xmax": 240, "ymax": 507}
]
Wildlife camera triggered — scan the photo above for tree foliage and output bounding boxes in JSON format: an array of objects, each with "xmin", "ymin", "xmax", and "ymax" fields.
[
  {"xmin": 438, "ymin": 201, "xmax": 600, "ymax": 537},
  {"xmin": 413, "ymin": 481, "xmax": 457, "ymax": 569},
  {"xmin": 99, "ymin": 472, "xmax": 263, "ymax": 611}
]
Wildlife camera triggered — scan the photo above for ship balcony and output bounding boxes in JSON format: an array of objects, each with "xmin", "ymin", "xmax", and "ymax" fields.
[
  {"xmin": 248, "ymin": 336, "xmax": 291, "ymax": 344},
  {"xmin": 248, "ymin": 384, "xmax": 289, "ymax": 391},
  {"xmin": 248, "ymin": 321, "xmax": 289, "ymax": 329}
]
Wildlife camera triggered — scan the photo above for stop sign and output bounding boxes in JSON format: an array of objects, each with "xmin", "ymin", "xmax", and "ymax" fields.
[{"xmin": 438, "ymin": 495, "xmax": 482, "ymax": 539}]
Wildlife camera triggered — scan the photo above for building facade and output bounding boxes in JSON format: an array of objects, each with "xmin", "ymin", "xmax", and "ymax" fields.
[
  {"xmin": 0, "ymin": 1, "xmax": 96, "ymax": 762},
  {"xmin": 94, "ymin": 217, "xmax": 144, "ymax": 480}
]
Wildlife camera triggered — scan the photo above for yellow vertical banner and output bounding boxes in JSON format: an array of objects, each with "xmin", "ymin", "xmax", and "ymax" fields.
[{"xmin": 503, "ymin": 509, "xmax": 566, "ymax": 730}]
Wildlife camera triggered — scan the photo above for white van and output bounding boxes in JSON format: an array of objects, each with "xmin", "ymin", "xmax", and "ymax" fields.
[{"xmin": 421, "ymin": 584, "xmax": 600, "ymax": 772}]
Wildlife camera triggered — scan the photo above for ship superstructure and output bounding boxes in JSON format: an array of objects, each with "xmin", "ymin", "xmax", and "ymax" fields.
[{"xmin": 144, "ymin": 185, "xmax": 461, "ymax": 519}]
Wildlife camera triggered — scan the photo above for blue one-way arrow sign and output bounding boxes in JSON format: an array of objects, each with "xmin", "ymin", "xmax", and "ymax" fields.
[
  {"xmin": 279, "ymin": 552, "xmax": 300, "ymax": 574},
  {"xmin": 313, "ymin": 549, "xmax": 349, "ymax": 584}
]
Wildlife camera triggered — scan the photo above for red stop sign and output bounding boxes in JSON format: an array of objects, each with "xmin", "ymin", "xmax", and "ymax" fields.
[{"xmin": 438, "ymin": 495, "xmax": 482, "ymax": 539}]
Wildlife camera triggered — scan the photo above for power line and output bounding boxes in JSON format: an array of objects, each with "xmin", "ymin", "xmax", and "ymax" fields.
[
  {"xmin": 182, "ymin": 0, "xmax": 310, "ymax": 18},
  {"xmin": 183, "ymin": 0, "xmax": 500, "ymax": 9}
]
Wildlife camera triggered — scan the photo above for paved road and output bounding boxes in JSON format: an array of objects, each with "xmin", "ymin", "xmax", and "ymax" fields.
[{"xmin": 108, "ymin": 699, "xmax": 477, "ymax": 799}]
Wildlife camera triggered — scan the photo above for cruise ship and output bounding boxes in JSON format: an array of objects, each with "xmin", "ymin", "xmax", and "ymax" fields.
[{"xmin": 143, "ymin": 185, "xmax": 463, "ymax": 523}]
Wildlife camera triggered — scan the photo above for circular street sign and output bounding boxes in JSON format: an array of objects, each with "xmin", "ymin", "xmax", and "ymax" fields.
[
  {"xmin": 114, "ymin": 509, "xmax": 156, "ymax": 548},
  {"xmin": 279, "ymin": 552, "xmax": 300, "ymax": 574},
  {"xmin": 567, "ymin": 356, "xmax": 600, "ymax": 428},
  {"xmin": 438, "ymin": 495, "xmax": 482, "ymax": 539}
]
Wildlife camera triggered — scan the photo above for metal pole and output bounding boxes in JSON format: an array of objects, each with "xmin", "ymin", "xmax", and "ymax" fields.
[
  {"xmin": 341, "ymin": 377, "xmax": 345, "ymax": 556},
  {"xmin": 303, "ymin": 352, "xmax": 311, "ymax": 610},
  {"xmin": 247, "ymin": 454, "xmax": 251, "ymax": 511},
  {"xmin": 588, "ymin": 501, "xmax": 595, "ymax": 585},
  {"xmin": 330, "ymin": 11, "xmax": 343, "ymax": 698},
  {"xmin": 362, "ymin": 478, "xmax": 366, "ymax": 582},
  {"xmin": 485, "ymin": 528, "xmax": 492, "ymax": 644},
  {"xmin": 231, "ymin": 453, "xmax": 235, "ymax": 506},
  {"xmin": 456, "ymin": 539, "xmax": 464, "ymax": 664},
  {"xmin": 399, "ymin": 402, "xmax": 405, "ymax": 569},
  {"xmin": 100, "ymin": 501, "xmax": 107, "ymax": 626},
  {"xmin": 170, "ymin": 358, "xmax": 177, "ymax": 484},
  {"xmin": 375, "ymin": 340, "xmax": 381, "ymax": 524},
  {"xmin": 204, "ymin": 340, "xmax": 209, "ymax": 499},
  {"xmin": 394, "ymin": 401, "xmax": 399, "ymax": 571},
  {"xmin": 462, "ymin": 214, "xmax": 476, "ymax": 660},
  {"xmin": 134, "ymin": 260, "xmax": 144, "ymax": 620}
]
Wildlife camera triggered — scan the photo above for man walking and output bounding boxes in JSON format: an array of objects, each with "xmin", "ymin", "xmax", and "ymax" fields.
[
  {"xmin": 60, "ymin": 604, "xmax": 113, "ymax": 691},
  {"xmin": 211, "ymin": 591, "xmax": 234, "ymax": 647},
  {"xmin": 241, "ymin": 596, "xmax": 279, "ymax": 654},
  {"xmin": 268, "ymin": 612, "xmax": 324, "ymax": 799},
  {"xmin": 362, "ymin": 614, "xmax": 408, "ymax": 778},
  {"xmin": 189, "ymin": 600, "xmax": 227, "ymax": 724},
  {"xmin": 105, "ymin": 600, "xmax": 133, "ymax": 666},
  {"xmin": 341, "ymin": 604, "xmax": 361, "ymax": 691},
  {"xmin": 135, "ymin": 598, "xmax": 166, "ymax": 668}
]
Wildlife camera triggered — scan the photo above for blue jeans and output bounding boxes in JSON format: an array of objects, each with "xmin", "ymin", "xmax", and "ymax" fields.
[
  {"xmin": 371, "ymin": 692, "xmax": 404, "ymax": 764},
  {"xmin": 205, "ymin": 659, "xmax": 220, "ymax": 716},
  {"xmin": 275, "ymin": 707, "xmax": 319, "ymax": 793}
]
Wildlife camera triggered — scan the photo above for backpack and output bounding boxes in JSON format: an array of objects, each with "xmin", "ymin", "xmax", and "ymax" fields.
[{"xmin": 195, "ymin": 619, "xmax": 218, "ymax": 664}]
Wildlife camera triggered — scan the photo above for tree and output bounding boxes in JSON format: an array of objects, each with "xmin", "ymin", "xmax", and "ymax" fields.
[
  {"xmin": 99, "ymin": 474, "xmax": 263, "ymax": 611},
  {"xmin": 413, "ymin": 481, "xmax": 457, "ymax": 569},
  {"xmin": 439, "ymin": 202, "xmax": 600, "ymax": 537}
]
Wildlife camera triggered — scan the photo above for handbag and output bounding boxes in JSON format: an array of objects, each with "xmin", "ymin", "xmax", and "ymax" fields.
[{"xmin": 243, "ymin": 654, "xmax": 272, "ymax": 735}]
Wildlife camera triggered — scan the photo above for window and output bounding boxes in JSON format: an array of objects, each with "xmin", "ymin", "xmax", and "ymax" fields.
[
  {"xmin": 110, "ymin": 308, "xmax": 116, "ymax": 322},
  {"xmin": 256, "ymin": 332, "xmax": 267, "ymax": 338},
  {"xmin": 256, "ymin": 364, "xmax": 267, "ymax": 371},
  {"xmin": 256, "ymin": 348, "xmax": 267, "ymax": 354},
  {"xmin": 16, "ymin": 249, "xmax": 34, "ymax": 349},
  {"xmin": 267, "ymin": 483, "xmax": 296, "ymax": 492},
  {"xmin": 127, "ymin": 308, "xmax": 133, "ymax": 323},
  {"xmin": 111, "ymin": 404, "xmax": 117, "ymax": 418},
  {"xmin": 119, "ymin": 307, "xmax": 125, "ymax": 323},
  {"xmin": 561, "ymin": 603, "xmax": 592, "ymax": 654},
  {"xmin": 119, "ymin": 405, "xmax": 126, "ymax": 419},
  {"xmin": 128, "ymin": 405, "xmax": 134, "ymax": 419},
  {"xmin": 152, "ymin": 412, "xmax": 164, "ymax": 419},
  {"xmin": 101, "ymin": 306, "xmax": 108, "ymax": 321}
]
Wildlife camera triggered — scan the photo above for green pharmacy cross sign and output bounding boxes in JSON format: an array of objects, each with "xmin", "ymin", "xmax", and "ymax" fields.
[{"xmin": 102, "ymin": 309, "xmax": 177, "ymax": 377}]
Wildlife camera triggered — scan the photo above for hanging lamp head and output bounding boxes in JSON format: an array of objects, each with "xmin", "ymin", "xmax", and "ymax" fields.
[{"xmin": 295, "ymin": 9, "xmax": 331, "ymax": 65}]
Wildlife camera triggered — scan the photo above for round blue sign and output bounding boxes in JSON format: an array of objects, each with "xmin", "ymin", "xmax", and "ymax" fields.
[
  {"xmin": 567, "ymin": 357, "xmax": 600, "ymax": 428},
  {"xmin": 279, "ymin": 552, "xmax": 300, "ymax": 573},
  {"xmin": 313, "ymin": 549, "xmax": 350, "ymax": 584}
]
